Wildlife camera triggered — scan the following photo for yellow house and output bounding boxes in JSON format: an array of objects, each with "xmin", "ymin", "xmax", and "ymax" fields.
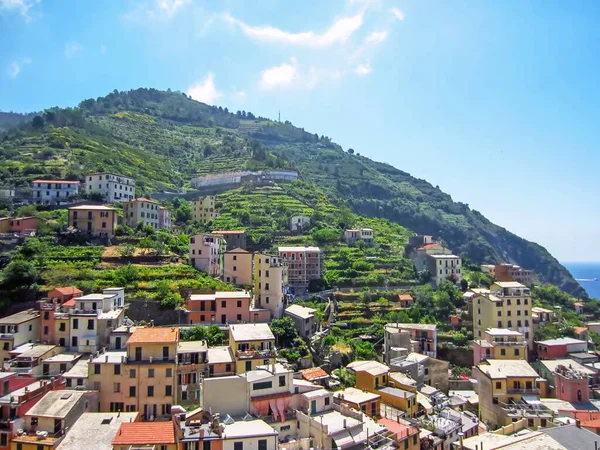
[
  {"xmin": 472, "ymin": 328, "xmax": 528, "ymax": 365},
  {"xmin": 253, "ymin": 253, "xmax": 289, "ymax": 319},
  {"xmin": 87, "ymin": 327, "xmax": 178, "ymax": 418},
  {"xmin": 192, "ymin": 195, "xmax": 218, "ymax": 223},
  {"xmin": 67, "ymin": 205, "xmax": 117, "ymax": 238},
  {"xmin": 475, "ymin": 359, "xmax": 551, "ymax": 429},
  {"xmin": 229, "ymin": 323, "xmax": 276, "ymax": 373},
  {"xmin": 223, "ymin": 248, "xmax": 253, "ymax": 286}
]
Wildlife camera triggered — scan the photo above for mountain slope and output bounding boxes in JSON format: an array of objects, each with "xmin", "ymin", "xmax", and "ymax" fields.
[{"xmin": 0, "ymin": 88, "xmax": 585, "ymax": 296}]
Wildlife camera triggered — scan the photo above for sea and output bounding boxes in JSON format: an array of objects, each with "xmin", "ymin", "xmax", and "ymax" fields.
[{"xmin": 562, "ymin": 262, "xmax": 600, "ymax": 300}]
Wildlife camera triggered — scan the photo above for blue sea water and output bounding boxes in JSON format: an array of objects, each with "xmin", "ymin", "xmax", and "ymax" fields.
[{"xmin": 562, "ymin": 262, "xmax": 600, "ymax": 300}]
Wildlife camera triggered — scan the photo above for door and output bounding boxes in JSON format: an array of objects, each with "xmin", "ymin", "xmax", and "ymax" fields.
[
  {"xmin": 311, "ymin": 400, "xmax": 317, "ymax": 415},
  {"xmin": 221, "ymin": 314, "xmax": 227, "ymax": 324},
  {"xmin": 71, "ymin": 336, "xmax": 78, "ymax": 349},
  {"xmin": 42, "ymin": 364, "xmax": 49, "ymax": 375},
  {"xmin": 115, "ymin": 337, "xmax": 121, "ymax": 349}
]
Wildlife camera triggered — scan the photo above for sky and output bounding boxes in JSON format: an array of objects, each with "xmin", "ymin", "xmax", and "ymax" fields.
[{"xmin": 1, "ymin": 0, "xmax": 600, "ymax": 262}]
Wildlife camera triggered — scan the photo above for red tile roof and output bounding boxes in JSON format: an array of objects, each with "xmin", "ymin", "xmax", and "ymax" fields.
[
  {"xmin": 398, "ymin": 294, "xmax": 413, "ymax": 301},
  {"xmin": 418, "ymin": 243, "xmax": 441, "ymax": 250},
  {"xmin": 50, "ymin": 287, "xmax": 83, "ymax": 297},
  {"xmin": 127, "ymin": 327, "xmax": 179, "ymax": 344},
  {"xmin": 378, "ymin": 418, "xmax": 418, "ymax": 439},
  {"xmin": 560, "ymin": 410, "xmax": 600, "ymax": 421},
  {"xmin": 31, "ymin": 179, "xmax": 80, "ymax": 184},
  {"xmin": 301, "ymin": 367, "xmax": 329, "ymax": 381},
  {"xmin": 574, "ymin": 326, "xmax": 588, "ymax": 334},
  {"xmin": 112, "ymin": 422, "xmax": 176, "ymax": 445},
  {"xmin": 63, "ymin": 299, "xmax": 76, "ymax": 307},
  {"xmin": 582, "ymin": 419, "xmax": 600, "ymax": 429}
]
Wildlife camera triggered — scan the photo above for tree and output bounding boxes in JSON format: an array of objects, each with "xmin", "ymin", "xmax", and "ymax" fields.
[
  {"xmin": 31, "ymin": 115, "xmax": 44, "ymax": 128},
  {"xmin": 270, "ymin": 317, "xmax": 298, "ymax": 348},
  {"xmin": 347, "ymin": 148, "xmax": 355, "ymax": 154},
  {"xmin": 118, "ymin": 243, "xmax": 136, "ymax": 258},
  {"xmin": 1, "ymin": 259, "xmax": 39, "ymax": 290}
]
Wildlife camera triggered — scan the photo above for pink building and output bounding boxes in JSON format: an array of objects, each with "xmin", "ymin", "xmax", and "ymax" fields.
[
  {"xmin": 554, "ymin": 364, "xmax": 589, "ymax": 403},
  {"xmin": 186, "ymin": 291, "xmax": 253, "ymax": 325},
  {"xmin": 190, "ymin": 233, "xmax": 222, "ymax": 276},
  {"xmin": 536, "ymin": 337, "xmax": 588, "ymax": 359}
]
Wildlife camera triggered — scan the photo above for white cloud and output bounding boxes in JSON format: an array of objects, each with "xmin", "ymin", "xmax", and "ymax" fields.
[
  {"xmin": 365, "ymin": 30, "xmax": 388, "ymax": 45},
  {"xmin": 65, "ymin": 41, "xmax": 83, "ymax": 59},
  {"xmin": 354, "ymin": 63, "xmax": 372, "ymax": 76},
  {"xmin": 390, "ymin": 7, "xmax": 404, "ymax": 21},
  {"xmin": 124, "ymin": 0, "xmax": 190, "ymax": 23},
  {"xmin": 187, "ymin": 73, "xmax": 223, "ymax": 104},
  {"xmin": 0, "ymin": 0, "xmax": 39, "ymax": 21},
  {"xmin": 223, "ymin": 12, "xmax": 364, "ymax": 48},
  {"xmin": 7, "ymin": 57, "xmax": 31, "ymax": 78},
  {"xmin": 155, "ymin": 0, "xmax": 190, "ymax": 18},
  {"xmin": 259, "ymin": 58, "xmax": 298, "ymax": 90}
]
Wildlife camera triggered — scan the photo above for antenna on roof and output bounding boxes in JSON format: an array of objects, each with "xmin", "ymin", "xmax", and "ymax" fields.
[{"xmin": 278, "ymin": 110, "xmax": 281, "ymax": 123}]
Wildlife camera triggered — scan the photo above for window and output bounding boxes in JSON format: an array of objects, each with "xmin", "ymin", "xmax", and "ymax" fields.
[
  {"xmin": 495, "ymin": 382, "xmax": 502, "ymax": 389},
  {"xmin": 237, "ymin": 300, "xmax": 242, "ymax": 307},
  {"xmin": 324, "ymin": 397, "xmax": 330, "ymax": 406},
  {"xmin": 497, "ymin": 321, "xmax": 502, "ymax": 327},
  {"xmin": 221, "ymin": 301, "xmax": 227, "ymax": 308},
  {"xmin": 279, "ymin": 375, "xmax": 286, "ymax": 387},
  {"xmin": 129, "ymin": 386, "xmax": 136, "ymax": 397},
  {"xmin": 114, "ymin": 364, "xmax": 121, "ymax": 375},
  {"xmin": 148, "ymin": 368, "xmax": 155, "ymax": 378},
  {"xmin": 114, "ymin": 382, "xmax": 121, "ymax": 393},
  {"xmin": 233, "ymin": 266, "xmax": 237, "ymax": 272},
  {"xmin": 253, "ymin": 381, "xmax": 273, "ymax": 390},
  {"xmin": 246, "ymin": 361, "xmax": 251, "ymax": 371},
  {"xmin": 165, "ymin": 385, "xmax": 172, "ymax": 396},
  {"xmin": 59, "ymin": 322, "xmax": 66, "ymax": 332},
  {"xmin": 514, "ymin": 349, "xmax": 520, "ymax": 356},
  {"xmin": 147, "ymin": 386, "xmax": 154, "ymax": 397},
  {"xmin": 234, "ymin": 442, "xmax": 244, "ymax": 450},
  {"xmin": 507, "ymin": 310, "xmax": 511, "ymax": 316},
  {"xmin": 497, "ymin": 311, "xmax": 501, "ymax": 316},
  {"xmin": 94, "ymin": 364, "xmax": 101, "ymax": 375},
  {"xmin": 258, "ymin": 440, "xmax": 267, "ymax": 450},
  {"xmin": 73, "ymin": 319, "xmax": 79, "ymax": 329},
  {"xmin": 166, "ymin": 368, "xmax": 172, "ymax": 377},
  {"xmin": 237, "ymin": 314, "xmax": 242, "ymax": 321},
  {"xmin": 500, "ymin": 349, "xmax": 506, "ymax": 356},
  {"xmin": 130, "ymin": 369, "xmax": 136, "ymax": 378}
]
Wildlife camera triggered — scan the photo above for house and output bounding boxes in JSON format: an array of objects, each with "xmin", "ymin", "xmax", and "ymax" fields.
[
  {"xmin": 389, "ymin": 353, "xmax": 450, "ymax": 393},
  {"xmin": 211, "ymin": 230, "xmax": 247, "ymax": 251},
  {"xmin": 0, "ymin": 309, "xmax": 41, "ymax": 365},
  {"xmin": 0, "ymin": 216, "xmax": 39, "ymax": 235},
  {"xmin": 0, "ymin": 188, "xmax": 14, "ymax": 199},
  {"xmin": 284, "ymin": 304, "xmax": 319, "ymax": 339},
  {"xmin": 55, "ymin": 411, "xmax": 139, "ymax": 450},
  {"xmin": 378, "ymin": 417, "xmax": 420, "ymax": 450},
  {"xmin": 11, "ymin": 390, "xmax": 98, "ymax": 450},
  {"xmin": 474, "ymin": 359, "xmax": 551, "ymax": 429},
  {"xmin": 535, "ymin": 358, "xmax": 598, "ymax": 387},
  {"xmin": 7, "ymin": 345, "xmax": 61, "ymax": 376},
  {"xmin": 47, "ymin": 287, "xmax": 83, "ymax": 305},
  {"xmin": 480, "ymin": 264, "xmax": 496, "ymax": 278},
  {"xmin": 333, "ymin": 387, "xmax": 381, "ymax": 417},
  {"xmin": 41, "ymin": 352, "xmax": 81, "ymax": 378},
  {"xmin": 122, "ymin": 198, "xmax": 161, "ymax": 229},
  {"xmin": 472, "ymin": 328, "xmax": 528, "ymax": 365},
  {"xmin": 31, "ymin": 180, "xmax": 80, "ymax": 206},
  {"xmin": 412, "ymin": 243, "xmax": 452, "ymax": 271},
  {"xmin": 158, "ymin": 206, "xmax": 172, "ymax": 230},
  {"xmin": 206, "ymin": 346, "xmax": 236, "ymax": 378},
  {"xmin": 253, "ymin": 253, "xmax": 289, "ymax": 319},
  {"xmin": 343, "ymin": 228, "xmax": 374, "ymax": 245},
  {"xmin": 229, "ymin": 323, "xmax": 276, "ymax": 373},
  {"xmin": 186, "ymin": 291, "xmax": 253, "ymax": 325},
  {"xmin": 189, "ymin": 233, "xmax": 222, "ymax": 276},
  {"xmin": 574, "ymin": 301, "xmax": 584, "ymax": 314},
  {"xmin": 192, "ymin": 196, "xmax": 218, "ymax": 223},
  {"xmin": 301, "ymin": 367, "xmax": 330, "ymax": 386},
  {"xmin": 553, "ymin": 364, "xmax": 590, "ymax": 403},
  {"xmin": 532, "ymin": 306, "xmax": 555, "ymax": 325},
  {"xmin": 67, "ymin": 205, "xmax": 118, "ymax": 239},
  {"xmin": 403, "ymin": 235, "xmax": 436, "ymax": 259},
  {"xmin": 278, "ymin": 246, "xmax": 321, "ymax": 294},
  {"xmin": 62, "ymin": 358, "xmax": 89, "ymax": 390},
  {"xmin": 176, "ymin": 340, "xmax": 208, "ymax": 406},
  {"xmin": 494, "ymin": 264, "xmax": 533, "ymax": 285},
  {"xmin": 223, "ymin": 249, "xmax": 252, "ymax": 285},
  {"xmin": 398, "ymin": 294, "xmax": 414, "ymax": 308},
  {"xmin": 384, "ymin": 323, "xmax": 437, "ymax": 359},
  {"xmin": 85, "ymin": 173, "xmax": 135, "ymax": 202},
  {"xmin": 87, "ymin": 327, "xmax": 178, "ymax": 417},
  {"xmin": 290, "ymin": 215, "xmax": 310, "ymax": 232},
  {"xmin": 426, "ymin": 254, "xmax": 463, "ymax": 286},
  {"xmin": 112, "ymin": 421, "xmax": 177, "ymax": 450},
  {"xmin": 536, "ymin": 337, "xmax": 588, "ymax": 359}
]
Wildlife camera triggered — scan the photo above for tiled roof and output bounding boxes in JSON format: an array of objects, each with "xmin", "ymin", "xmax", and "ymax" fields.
[
  {"xmin": 574, "ymin": 327, "xmax": 588, "ymax": 334},
  {"xmin": 32, "ymin": 179, "xmax": 80, "ymax": 184},
  {"xmin": 418, "ymin": 243, "xmax": 441, "ymax": 250},
  {"xmin": 112, "ymin": 422, "xmax": 176, "ymax": 445},
  {"xmin": 68, "ymin": 205, "xmax": 116, "ymax": 211},
  {"xmin": 301, "ymin": 367, "xmax": 329, "ymax": 381},
  {"xmin": 127, "ymin": 327, "xmax": 179, "ymax": 344},
  {"xmin": 398, "ymin": 294, "xmax": 413, "ymax": 301},
  {"xmin": 128, "ymin": 197, "xmax": 157, "ymax": 203},
  {"xmin": 50, "ymin": 287, "xmax": 83, "ymax": 296}
]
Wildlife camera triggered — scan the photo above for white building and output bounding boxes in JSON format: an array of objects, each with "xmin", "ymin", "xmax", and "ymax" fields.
[
  {"xmin": 290, "ymin": 215, "xmax": 310, "ymax": 232},
  {"xmin": 426, "ymin": 254, "xmax": 463, "ymax": 286},
  {"xmin": 0, "ymin": 309, "xmax": 41, "ymax": 365},
  {"xmin": 123, "ymin": 198, "xmax": 160, "ymax": 229},
  {"xmin": 31, "ymin": 180, "xmax": 80, "ymax": 205},
  {"xmin": 190, "ymin": 233, "xmax": 222, "ymax": 277},
  {"xmin": 158, "ymin": 206, "xmax": 172, "ymax": 230},
  {"xmin": 85, "ymin": 173, "xmax": 135, "ymax": 203},
  {"xmin": 343, "ymin": 228, "xmax": 374, "ymax": 245}
]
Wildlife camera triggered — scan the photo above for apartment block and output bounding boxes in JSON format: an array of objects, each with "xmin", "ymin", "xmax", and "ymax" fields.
[
  {"xmin": 122, "ymin": 198, "xmax": 161, "ymax": 229},
  {"xmin": 67, "ymin": 205, "xmax": 118, "ymax": 239},
  {"xmin": 472, "ymin": 328, "xmax": 528, "ymax": 365},
  {"xmin": 212, "ymin": 230, "xmax": 247, "ymax": 251},
  {"xmin": 87, "ymin": 327, "xmax": 178, "ymax": 418},
  {"xmin": 192, "ymin": 196, "xmax": 218, "ymax": 223},
  {"xmin": 31, "ymin": 180, "xmax": 80, "ymax": 206},
  {"xmin": 284, "ymin": 304, "xmax": 318, "ymax": 339},
  {"xmin": 229, "ymin": 323, "xmax": 276, "ymax": 373},
  {"xmin": 189, "ymin": 233, "xmax": 222, "ymax": 276},
  {"xmin": 223, "ymin": 249, "xmax": 252, "ymax": 286},
  {"xmin": 253, "ymin": 253, "xmax": 289, "ymax": 319},
  {"xmin": 158, "ymin": 206, "xmax": 172, "ymax": 230},
  {"xmin": 494, "ymin": 264, "xmax": 533, "ymax": 285},
  {"xmin": 278, "ymin": 246, "xmax": 321, "ymax": 293},
  {"xmin": 186, "ymin": 291, "xmax": 252, "ymax": 325},
  {"xmin": 426, "ymin": 254, "xmax": 463, "ymax": 286},
  {"xmin": 85, "ymin": 173, "xmax": 135, "ymax": 203},
  {"xmin": 473, "ymin": 282, "xmax": 533, "ymax": 349},
  {"xmin": 0, "ymin": 309, "xmax": 41, "ymax": 365},
  {"xmin": 176, "ymin": 340, "xmax": 207, "ymax": 406},
  {"xmin": 384, "ymin": 323, "xmax": 437, "ymax": 359},
  {"xmin": 343, "ymin": 228, "xmax": 374, "ymax": 245}
]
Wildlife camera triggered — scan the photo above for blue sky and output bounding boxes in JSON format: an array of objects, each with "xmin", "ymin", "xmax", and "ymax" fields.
[{"xmin": 2, "ymin": 0, "xmax": 600, "ymax": 262}]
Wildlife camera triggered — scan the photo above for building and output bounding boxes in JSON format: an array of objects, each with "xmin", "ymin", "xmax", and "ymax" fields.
[
  {"xmin": 85, "ymin": 173, "xmax": 135, "ymax": 203},
  {"xmin": 229, "ymin": 323, "xmax": 276, "ymax": 373},
  {"xmin": 536, "ymin": 337, "xmax": 588, "ymax": 359},
  {"xmin": 223, "ymin": 249, "xmax": 252, "ymax": 286},
  {"xmin": 290, "ymin": 215, "xmax": 310, "ymax": 232},
  {"xmin": 384, "ymin": 323, "xmax": 437, "ymax": 359},
  {"xmin": 176, "ymin": 340, "xmax": 208, "ymax": 406},
  {"xmin": 535, "ymin": 358, "xmax": 598, "ymax": 388},
  {"xmin": 0, "ymin": 188, "xmax": 15, "ymax": 199},
  {"xmin": 67, "ymin": 205, "xmax": 117, "ymax": 239},
  {"xmin": 0, "ymin": 217, "xmax": 39, "ymax": 235},
  {"xmin": 480, "ymin": 264, "xmax": 496, "ymax": 278},
  {"xmin": 190, "ymin": 233, "xmax": 222, "ymax": 276},
  {"xmin": 532, "ymin": 306, "xmax": 556, "ymax": 326},
  {"xmin": 47, "ymin": 287, "xmax": 83, "ymax": 305},
  {"xmin": 278, "ymin": 246, "xmax": 321, "ymax": 293},
  {"xmin": 398, "ymin": 294, "xmax": 414, "ymax": 308},
  {"xmin": 31, "ymin": 180, "xmax": 80, "ymax": 206},
  {"xmin": 192, "ymin": 196, "xmax": 218, "ymax": 223},
  {"xmin": 553, "ymin": 364, "xmax": 590, "ymax": 403},
  {"xmin": 112, "ymin": 421, "xmax": 177, "ymax": 450},
  {"xmin": 11, "ymin": 390, "xmax": 98, "ymax": 450},
  {"xmin": 186, "ymin": 291, "xmax": 253, "ymax": 325},
  {"xmin": 122, "ymin": 198, "xmax": 160, "ymax": 229},
  {"xmin": 55, "ymin": 411, "xmax": 139, "ymax": 450},
  {"xmin": 253, "ymin": 253, "xmax": 289, "ymax": 319},
  {"xmin": 0, "ymin": 309, "xmax": 41, "ymax": 366},
  {"xmin": 474, "ymin": 359, "xmax": 550, "ymax": 429},
  {"xmin": 473, "ymin": 282, "xmax": 533, "ymax": 349},
  {"xmin": 403, "ymin": 235, "xmax": 436, "ymax": 259},
  {"xmin": 284, "ymin": 304, "xmax": 319, "ymax": 339},
  {"xmin": 343, "ymin": 228, "xmax": 374, "ymax": 245},
  {"xmin": 212, "ymin": 230, "xmax": 247, "ymax": 251},
  {"xmin": 472, "ymin": 328, "xmax": 528, "ymax": 365},
  {"xmin": 388, "ymin": 353, "xmax": 450, "ymax": 393},
  {"xmin": 426, "ymin": 254, "xmax": 463, "ymax": 286},
  {"xmin": 8, "ymin": 345, "xmax": 60, "ymax": 377},
  {"xmin": 333, "ymin": 387, "xmax": 381, "ymax": 417},
  {"xmin": 206, "ymin": 346, "xmax": 236, "ymax": 378},
  {"xmin": 87, "ymin": 327, "xmax": 178, "ymax": 417},
  {"xmin": 378, "ymin": 417, "xmax": 420, "ymax": 450},
  {"xmin": 158, "ymin": 206, "xmax": 172, "ymax": 230},
  {"xmin": 42, "ymin": 353, "xmax": 82, "ymax": 378},
  {"xmin": 494, "ymin": 264, "xmax": 533, "ymax": 285},
  {"xmin": 412, "ymin": 243, "xmax": 452, "ymax": 271}
]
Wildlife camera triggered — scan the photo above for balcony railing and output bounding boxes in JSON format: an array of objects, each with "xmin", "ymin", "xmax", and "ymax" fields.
[
  {"xmin": 236, "ymin": 349, "xmax": 275, "ymax": 359},
  {"xmin": 0, "ymin": 334, "xmax": 14, "ymax": 340},
  {"xmin": 492, "ymin": 341, "xmax": 527, "ymax": 346},
  {"xmin": 259, "ymin": 410, "xmax": 297, "ymax": 423},
  {"xmin": 69, "ymin": 308, "xmax": 98, "ymax": 316},
  {"xmin": 506, "ymin": 388, "xmax": 540, "ymax": 395}
]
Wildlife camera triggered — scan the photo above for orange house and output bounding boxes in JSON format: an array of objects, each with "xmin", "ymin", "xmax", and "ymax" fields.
[
  {"xmin": 186, "ymin": 291, "xmax": 252, "ymax": 325},
  {"xmin": 0, "ymin": 216, "xmax": 39, "ymax": 234},
  {"xmin": 47, "ymin": 286, "xmax": 83, "ymax": 304},
  {"xmin": 68, "ymin": 205, "xmax": 118, "ymax": 238}
]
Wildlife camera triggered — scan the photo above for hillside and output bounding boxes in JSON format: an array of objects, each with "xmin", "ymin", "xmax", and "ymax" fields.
[{"xmin": 0, "ymin": 88, "xmax": 585, "ymax": 296}]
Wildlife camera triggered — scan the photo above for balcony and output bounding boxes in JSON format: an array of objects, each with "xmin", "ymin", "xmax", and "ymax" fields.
[
  {"xmin": 506, "ymin": 387, "xmax": 540, "ymax": 395},
  {"xmin": 492, "ymin": 340, "xmax": 527, "ymax": 346},
  {"xmin": 260, "ymin": 410, "xmax": 297, "ymax": 423},
  {"xmin": 0, "ymin": 334, "xmax": 15, "ymax": 340},
  {"xmin": 236, "ymin": 349, "xmax": 275, "ymax": 359},
  {"xmin": 69, "ymin": 308, "xmax": 98, "ymax": 316}
]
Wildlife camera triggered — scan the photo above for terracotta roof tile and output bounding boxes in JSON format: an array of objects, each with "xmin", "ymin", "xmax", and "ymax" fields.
[
  {"xmin": 301, "ymin": 367, "xmax": 329, "ymax": 381},
  {"xmin": 398, "ymin": 294, "xmax": 413, "ymax": 301},
  {"xmin": 112, "ymin": 422, "xmax": 176, "ymax": 445},
  {"xmin": 50, "ymin": 287, "xmax": 83, "ymax": 297},
  {"xmin": 63, "ymin": 299, "xmax": 76, "ymax": 307},
  {"xmin": 418, "ymin": 243, "xmax": 441, "ymax": 250},
  {"xmin": 127, "ymin": 327, "xmax": 179, "ymax": 344}
]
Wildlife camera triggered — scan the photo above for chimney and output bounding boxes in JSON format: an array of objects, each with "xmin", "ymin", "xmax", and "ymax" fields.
[{"xmin": 343, "ymin": 419, "xmax": 347, "ymax": 429}]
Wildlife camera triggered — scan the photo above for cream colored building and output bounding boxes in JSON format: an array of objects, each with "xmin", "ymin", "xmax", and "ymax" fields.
[
  {"xmin": 0, "ymin": 309, "xmax": 40, "ymax": 365},
  {"xmin": 426, "ymin": 254, "xmax": 463, "ymax": 286},
  {"xmin": 122, "ymin": 197, "xmax": 160, "ymax": 229},
  {"xmin": 223, "ymin": 248, "xmax": 252, "ymax": 286},
  {"xmin": 253, "ymin": 253, "xmax": 289, "ymax": 319},
  {"xmin": 67, "ymin": 205, "xmax": 117, "ymax": 239},
  {"xmin": 190, "ymin": 233, "xmax": 222, "ymax": 276},
  {"xmin": 472, "ymin": 328, "xmax": 528, "ymax": 365},
  {"xmin": 229, "ymin": 323, "xmax": 276, "ymax": 373},
  {"xmin": 85, "ymin": 173, "xmax": 135, "ymax": 203},
  {"xmin": 192, "ymin": 195, "xmax": 218, "ymax": 223}
]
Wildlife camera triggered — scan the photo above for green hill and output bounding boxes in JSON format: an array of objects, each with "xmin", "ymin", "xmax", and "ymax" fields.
[{"xmin": 0, "ymin": 88, "xmax": 584, "ymax": 296}]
